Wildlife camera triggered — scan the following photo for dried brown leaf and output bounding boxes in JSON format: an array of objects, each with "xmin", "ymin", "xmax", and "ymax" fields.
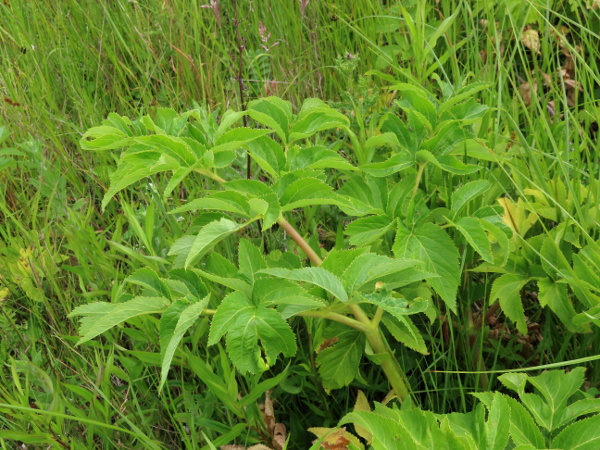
[{"xmin": 521, "ymin": 28, "xmax": 541, "ymax": 54}]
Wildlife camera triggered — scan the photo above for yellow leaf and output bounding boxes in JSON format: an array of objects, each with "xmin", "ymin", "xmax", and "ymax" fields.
[{"xmin": 352, "ymin": 390, "xmax": 372, "ymax": 443}]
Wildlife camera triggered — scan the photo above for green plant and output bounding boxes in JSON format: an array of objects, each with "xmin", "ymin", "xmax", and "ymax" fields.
[
  {"xmin": 336, "ymin": 368, "xmax": 600, "ymax": 449},
  {"xmin": 69, "ymin": 78, "xmax": 496, "ymax": 413}
]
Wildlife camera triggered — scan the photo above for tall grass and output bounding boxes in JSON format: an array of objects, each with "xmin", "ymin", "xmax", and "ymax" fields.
[{"xmin": 1, "ymin": 0, "xmax": 599, "ymax": 448}]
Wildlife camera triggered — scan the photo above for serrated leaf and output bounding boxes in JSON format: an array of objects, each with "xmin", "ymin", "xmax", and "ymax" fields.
[
  {"xmin": 208, "ymin": 291, "xmax": 254, "ymax": 345},
  {"xmin": 393, "ymin": 223, "xmax": 460, "ymax": 311},
  {"xmin": 552, "ymin": 413, "xmax": 600, "ymax": 450},
  {"xmin": 80, "ymin": 125, "xmax": 131, "ymax": 150},
  {"xmin": 504, "ymin": 395, "xmax": 546, "ymax": 448},
  {"xmin": 125, "ymin": 268, "xmax": 171, "ymax": 299},
  {"xmin": 169, "ymin": 191, "xmax": 251, "ymax": 216},
  {"xmin": 527, "ymin": 367, "xmax": 585, "ymax": 431},
  {"xmin": 321, "ymin": 248, "xmax": 370, "ymax": 279},
  {"xmin": 248, "ymin": 97, "xmax": 292, "ymax": 144},
  {"xmin": 210, "ymin": 293, "xmax": 296, "ymax": 374},
  {"xmin": 102, "ymin": 154, "xmax": 179, "ymax": 210},
  {"xmin": 180, "ymin": 218, "xmax": 244, "ymax": 269},
  {"xmin": 289, "ymin": 105, "xmax": 349, "ymax": 142},
  {"xmin": 238, "ymin": 239, "xmax": 266, "ymax": 284},
  {"xmin": 71, "ymin": 297, "xmax": 170, "ymax": 345},
  {"xmin": 451, "ymin": 180, "xmax": 491, "ymax": 214},
  {"xmin": 211, "ymin": 127, "xmax": 270, "ymax": 153},
  {"xmin": 168, "ymin": 269, "xmax": 209, "ymax": 299},
  {"xmin": 159, "ymin": 295, "xmax": 210, "ymax": 391},
  {"xmin": 437, "ymin": 154, "xmax": 481, "ymax": 175},
  {"xmin": 134, "ymin": 134, "xmax": 197, "ymax": 166},
  {"xmin": 244, "ymin": 136, "xmax": 285, "ymax": 177},
  {"xmin": 382, "ymin": 315, "xmax": 428, "ymax": 354},
  {"xmin": 316, "ymin": 322, "xmax": 365, "ymax": 390},
  {"xmin": 259, "ymin": 267, "xmax": 348, "ymax": 302},
  {"xmin": 361, "ymin": 291, "xmax": 429, "ymax": 318},
  {"xmin": 279, "ymin": 177, "xmax": 344, "ymax": 211},
  {"xmin": 538, "ymin": 277, "xmax": 585, "ymax": 333},
  {"xmin": 490, "ymin": 273, "xmax": 530, "ymax": 334},
  {"xmin": 287, "ymin": 145, "xmax": 356, "ymax": 172},
  {"xmin": 454, "ymin": 217, "xmax": 494, "ymax": 263},
  {"xmin": 346, "ymin": 215, "xmax": 395, "ymax": 247},
  {"xmin": 343, "ymin": 253, "xmax": 432, "ymax": 295},
  {"xmin": 485, "ymin": 394, "xmax": 510, "ymax": 450},
  {"xmin": 252, "ymin": 278, "xmax": 325, "ymax": 318},
  {"xmin": 360, "ymin": 152, "xmax": 414, "ymax": 177}
]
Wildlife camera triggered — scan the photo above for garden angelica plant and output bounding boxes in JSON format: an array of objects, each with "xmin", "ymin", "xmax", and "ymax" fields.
[{"xmin": 71, "ymin": 81, "xmax": 530, "ymax": 405}]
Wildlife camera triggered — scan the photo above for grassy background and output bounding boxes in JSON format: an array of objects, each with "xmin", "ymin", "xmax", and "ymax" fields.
[{"xmin": 1, "ymin": 0, "xmax": 599, "ymax": 448}]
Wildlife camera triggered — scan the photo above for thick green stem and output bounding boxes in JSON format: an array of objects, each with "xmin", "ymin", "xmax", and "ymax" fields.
[
  {"xmin": 349, "ymin": 303, "xmax": 412, "ymax": 402},
  {"xmin": 299, "ymin": 310, "xmax": 370, "ymax": 333}
]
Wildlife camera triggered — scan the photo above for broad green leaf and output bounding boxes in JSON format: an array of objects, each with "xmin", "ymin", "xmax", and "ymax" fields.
[
  {"xmin": 504, "ymin": 395, "xmax": 545, "ymax": 449},
  {"xmin": 252, "ymin": 278, "xmax": 325, "ymax": 318},
  {"xmin": 238, "ymin": 239, "xmax": 266, "ymax": 284},
  {"xmin": 259, "ymin": 267, "xmax": 348, "ymax": 302},
  {"xmin": 211, "ymin": 127, "xmax": 270, "ymax": 153},
  {"xmin": 102, "ymin": 154, "xmax": 179, "ymax": 210},
  {"xmin": 321, "ymin": 248, "xmax": 370, "ymax": 279},
  {"xmin": 438, "ymin": 82, "xmax": 492, "ymax": 113},
  {"xmin": 485, "ymin": 394, "xmax": 510, "ymax": 450},
  {"xmin": 125, "ymin": 268, "xmax": 171, "ymax": 299},
  {"xmin": 392, "ymin": 83, "xmax": 438, "ymax": 128},
  {"xmin": 142, "ymin": 107, "xmax": 187, "ymax": 135},
  {"xmin": 552, "ymin": 413, "xmax": 600, "ymax": 450},
  {"xmin": 527, "ymin": 367, "xmax": 585, "ymax": 430},
  {"xmin": 80, "ymin": 125, "xmax": 131, "ymax": 151},
  {"xmin": 289, "ymin": 108, "xmax": 349, "ymax": 142},
  {"xmin": 182, "ymin": 218, "xmax": 245, "ymax": 269},
  {"xmin": 360, "ymin": 152, "xmax": 414, "ymax": 177},
  {"xmin": 279, "ymin": 177, "xmax": 344, "ymax": 211},
  {"xmin": 338, "ymin": 174, "xmax": 388, "ymax": 215},
  {"xmin": 170, "ymin": 191, "xmax": 251, "ymax": 216},
  {"xmin": 70, "ymin": 296, "xmax": 170, "ymax": 345},
  {"xmin": 226, "ymin": 305, "xmax": 296, "ymax": 374},
  {"xmin": 169, "ymin": 269, "xmax": 208, "ymax": 298},
  {"xmin": 562, "ymin": 398, "xmax": 600, "ymax": 428},
  {"xmin": 499, "ymin": 372, "xmax": 529, "ymax": 395},
  {"xmin": 393, "ymin": 223, "xmax": 460, "ymax": 311},
  {"xmin": 244, "ymin": 136, "xmax": 285, "ymax": 177},
  {"xmin": 247, "ymin": 97, "xmax": 292, "ymax": 143},
  {"xmin": 382, "ymin": 315, "xmax": 428, "ymax": 354},
  {"xmin": 538, "ymin": 277, "xmax": 585, "ymax": 333},
  {"xmin": 316, "ymin": 322, "xmax": 365, "ymax": 390},
  {"xmin": 248, "ymin": 198, "xmax": 268, "ymax": 217},
  {"xmin": 134, "ymin": 134, "xmax": 197, "ymax": 166},
  {"xmin": 363, "ymin": 132, "xmax": 401, "ymax": 153},
  {"xmin": 451, "ymin": 180, "xmax": 491, "ymax": 214},
  {"xmin": 208, "ymin": 291, "xmax": 254, "ymax": 345},
  {"xmin": 214, "ymin": 109, "xmax": 246, "ymax": 140},
  {"xmin": 346, "ymin": 215, "xmax": 395, "ymax": 247},
  {"xmin": 436, "ymin": 154, "xmax": 481, "ymax": 175},
  {"xmin": 287, "ymin": 146, "xmax": 356, "ymax": 172},
  {"xmin": 380, "ymin": 113, "xmax": 416, "ymax": 153},
  {"xmin": 68, "ymin": 302, "xmax": 116, "ymax": 338},
  {"xmin": 159, "ymin": 295, "xmax": 210, "ymax": 391},
  {"xmin": 224, "ymin": 179, "xmax": 274, "ymax": 197},
  {"xmin": 259, "ymin": 192, "xmax": 281, "ymax": 231},
  {"xmin": 454, "ymin": 217, "xmax": 494, "ymax": 263},
  {"xmin": 361, "ymin": 291, "xmax": 429, "ymax": 318},
  {"xmin": 490, "ymin": 273, "xmax": 530, "ymax": 334}
]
